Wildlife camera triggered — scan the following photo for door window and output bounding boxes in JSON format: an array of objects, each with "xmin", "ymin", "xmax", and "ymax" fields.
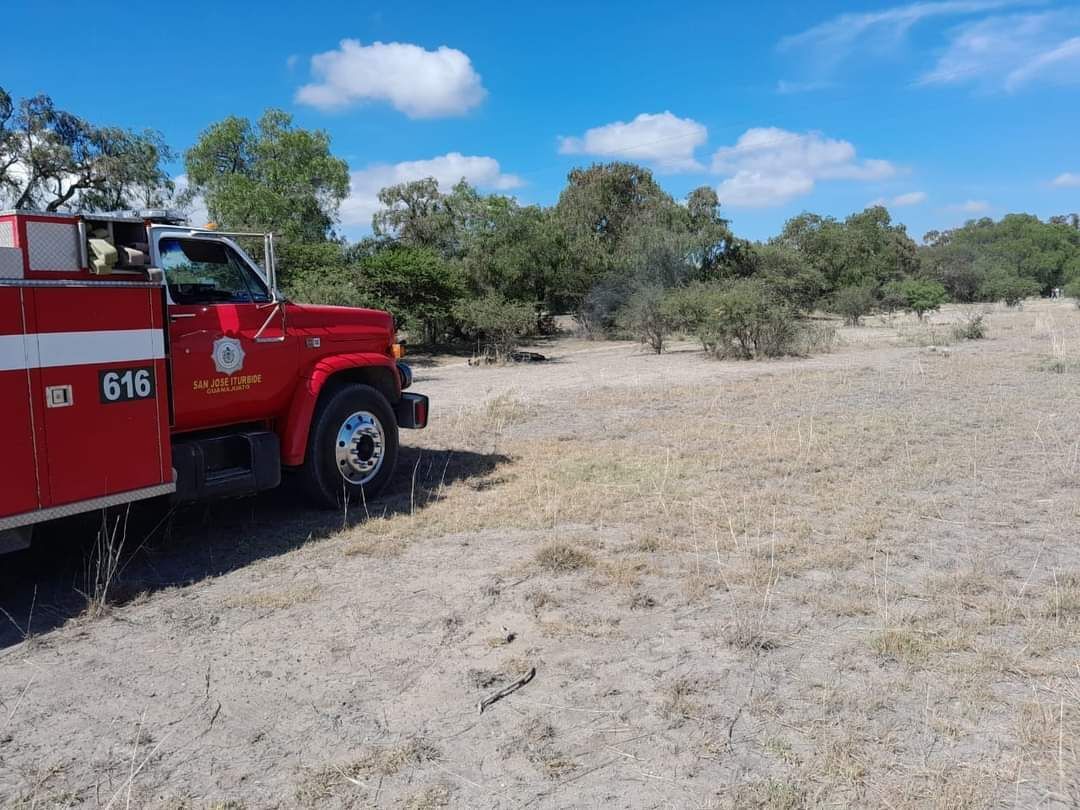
[{"xmin": 159, "ymin": 238, "xmax": 270, "ymax": 305}]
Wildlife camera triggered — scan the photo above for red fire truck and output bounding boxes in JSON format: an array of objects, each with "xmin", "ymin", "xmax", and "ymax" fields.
[{"xmin": 0, "ymin": 209, "xmax": 428, "ymax": 553}]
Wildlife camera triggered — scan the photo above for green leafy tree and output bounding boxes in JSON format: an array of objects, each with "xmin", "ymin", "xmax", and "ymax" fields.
[
  {"xmin": 976, "ymin": 266, "xmax": 1041, "ymax": 306},
  {"xmin": 372, "ymin": 177, "xmax": 457, "ymax": 252},
  {"xmin": 185, "ymin": 109, "xmax": 348, "ymax": 242},
  {"xmin": 461, "ymin": 201, "xmax": 573, "ymax": 327},
  {"xmin": 555, "ymin": 162, "xmax": 678, "ymax": 325},
  {"xmin": 454, "ymin": 291, "xmax": 534, "ymax": 360},
  {"xmin": 749, "ymin": 243, "xmax": 825, "ymax": 312},
  {"xmin": 830, "ymin": 284, "xmax": 876, "ymax": 326},
  {"xmin": 685, "ymin": 186, "xmax": 748, "ymax": 278},
  {"xmin": 774, "ymin": 207, "xmax": 917, "ymax": 297},
  {"xmin": 891, "ymin": 278, "xmax": 948, "ymax": 320},
  {"xmin": 921, "ymin": 214, "xmax": 1080, "ymax": 297},
  {"xmin": 357, "ymin": 246, "xmax": 466, "ymax": 342},
  {"xmin": 0, "ymin": 87, "xmax": 172, "ymax": 212},
  {"xmin": 1064, "ymin": 278, "xmax": 1080, "ymax": 306}
]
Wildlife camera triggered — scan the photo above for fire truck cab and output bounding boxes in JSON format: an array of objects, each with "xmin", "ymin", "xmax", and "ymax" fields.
[{"xmin": 0, "ymin": 209, "xmax": 428, "ymax": 553}]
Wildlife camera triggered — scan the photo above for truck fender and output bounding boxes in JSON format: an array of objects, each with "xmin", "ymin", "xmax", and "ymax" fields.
[{"xmin": 280, "ymin": 353, "xmax": 401, "ymax": 467}]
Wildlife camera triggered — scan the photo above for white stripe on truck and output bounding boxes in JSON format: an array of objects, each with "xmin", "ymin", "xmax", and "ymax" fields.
[{"xmin": 0, "ymin": 329, "xmax": 166, "ymax": 372}]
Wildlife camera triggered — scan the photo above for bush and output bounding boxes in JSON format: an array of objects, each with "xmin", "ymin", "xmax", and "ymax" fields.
[
  {"xmin": 894, "ymin": 278, "xmax": 948, "ymax": 320},
  {"xmin": 751, "ymin": 244, "xmax": 825, "ymax": 312},
  {"xmin": 700, "ymin": 279, "xmax": 803, "ymax": 359},
  {"xmin": 454, "ymin": 292, "xmax": 535, "ymax": 361},
  {"xmin": 978, "ymin": 269, "xmax": 1040, "ymax": 307},
  {"xmin": 1065, "ymin": 279, "xmax": 1080, "ymax": 307},
  {"xmin": 952, "ymin": 311, "xmax": 987, "ymax": 340},
  {"xmin": 617, "ymin": 286, "xmax": 677, "ymax": 354},
  {"xmin": 830, "ymin": 284, "xmax": 876, "ymax": 326}
]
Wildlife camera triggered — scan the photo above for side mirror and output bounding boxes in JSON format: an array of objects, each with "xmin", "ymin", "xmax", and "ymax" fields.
[{"xmin": 263, "ymin": 233, "xmax": 280, "ymax": 301}]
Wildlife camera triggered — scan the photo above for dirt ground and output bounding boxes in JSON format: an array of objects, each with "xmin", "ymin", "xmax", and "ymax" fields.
[{"xmin": 2, "ymin": 300, "xmax": 1080, "ymax": 809}]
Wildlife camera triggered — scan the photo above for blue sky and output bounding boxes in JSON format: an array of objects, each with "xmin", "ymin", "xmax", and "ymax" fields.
[{"xmin": 2, "ymin": 0, "xmax": 1079, "ymax": 242}]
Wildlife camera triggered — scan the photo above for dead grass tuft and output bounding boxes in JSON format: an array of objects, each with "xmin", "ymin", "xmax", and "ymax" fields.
[
  {"xmin": 295, "ymin": 737, "xmax": 439, "ymax": 806},
  {"xmin": 401, "ymin": 783, "xmax": 452, "ymax": 809},
  {"xmin": 659, "ymin": 677, "xmax": 701, "ymax": 723},
  {"xmin": 223, "ymin": 585, "xmax": 319, "ymax": 611},
  {"xmin": 534, "ymin": 540, "xmax": 596, "ymax": 573}
]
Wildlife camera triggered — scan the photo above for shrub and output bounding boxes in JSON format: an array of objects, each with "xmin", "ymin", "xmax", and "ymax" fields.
[
  {"xmin": 952, "ymin": 311, "xmax": 987, "ymax": 341},
  {"xmin": 702, "ymin": 279, "xmax": 803, "ymax": 359},
  {"xmin": 454, "ymin": 292, "xmax": 535, "ymax": 361},
  {"xmin": 829, "ymin": 284, "xmax": 876, "ymax": 326},
  {"xmin": 617, "ymin": 286, "xmax": 677, "ymax": 354},
  {"xmin": 751, "ymin": 244, "xmax": 825, "ymax": 312},
  {"xmin": 895, "ymin": 278, "xmax": 948, "ymax": 320},
  {"xmin": 978, "ymin": 268, "xmax": 1040, "ymax": 307},
  {"xmin": 661, "ymin": 282, "xmax": 726, "ymax": 351},
  {"xmin": 1065, "ymin": 279, "xmax": 1080, "ymax": 308}
]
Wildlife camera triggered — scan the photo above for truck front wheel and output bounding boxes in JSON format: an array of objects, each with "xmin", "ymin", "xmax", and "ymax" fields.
[{"xmin": 300, "ymin": 383, "xmax": 399, "ymax": 508}]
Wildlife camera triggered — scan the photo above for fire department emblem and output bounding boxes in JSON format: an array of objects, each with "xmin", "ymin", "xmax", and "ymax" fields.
[{"xmin": 212, "ymin": 337, "xmax": 245, "ymax": 376}]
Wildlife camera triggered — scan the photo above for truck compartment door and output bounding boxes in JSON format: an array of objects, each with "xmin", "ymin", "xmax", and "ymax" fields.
[
  {"xmin": 0, "ymin": 287, "xmax": 41, "ymax": 519},
  {"xmin": 30, "ymin": 285, "xmax": 172, "ymax": 506}
]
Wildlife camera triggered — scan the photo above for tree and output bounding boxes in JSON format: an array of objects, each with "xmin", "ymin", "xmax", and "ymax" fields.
[
  {"xmin": 977, "ymin": 265, "xmax": 1041, "ymax": 306},
  {"xmin": 372, "ymin": 177, "xmax": 457, "ymax": 252},
  {"xmin": 185, "ymin": 109, "xmax": 348, "ymax": 242},
  {"xmin": 830, "ymin": 284, "xmax": 876, "ymax": 326},
  {"xmin": 358, "ymin": 246, "xmax": 466, "ymax": 343},
  {"xmin": 749, "ymin": 243, "xmax": 824, "ymax": 312},
  {"xmin": 554, "ymin": 162, "xmax": 690, "ymax": 330},
  {"xmin": 774, "ymin": 207, "xmax": 918, "ymax": 297},
  {"xmin": 461, "ymin": 201, "xmax": 573, "ymax": 327},
  {"xmin": 0, "ymin": 87, "xmax": 172, "ymax": 212},
  {"xmin": 889, "ymin": 278, "xmax": 948, "ymax": 320},
  {"xmin": 685, "ymin": 186, "xmax": 747, "ymax": 278},
  {"xmin": 920, "ymin": 214, "xmax": 1080, "ymax": 297}
]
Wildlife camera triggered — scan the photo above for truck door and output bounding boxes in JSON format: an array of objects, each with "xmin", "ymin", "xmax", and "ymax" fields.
[{"xmin": 153, "ymin": 234, "xmax": 298, "ymax": 432}]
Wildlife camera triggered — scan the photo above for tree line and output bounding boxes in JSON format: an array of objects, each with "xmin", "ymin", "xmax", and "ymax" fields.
[{"xmin": 2, "ymin": 90, "xmax": 1078, "ymax": 358}]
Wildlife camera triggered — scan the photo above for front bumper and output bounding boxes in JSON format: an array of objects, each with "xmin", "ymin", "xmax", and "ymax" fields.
[{"xmin": 395, "ymin": 392, "xmax": 429, "ymax": 429}]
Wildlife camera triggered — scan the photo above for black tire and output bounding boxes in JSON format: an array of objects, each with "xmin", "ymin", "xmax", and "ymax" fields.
[{"xmin": 300, "ymin": 383, "xmax": 399, "ymax": 509}]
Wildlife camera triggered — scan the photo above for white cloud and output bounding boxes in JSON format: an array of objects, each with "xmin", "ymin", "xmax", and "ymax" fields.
[
  {"xmin": 946, "ymin": 199, "xmax": 990, "ymax": 213},
  {"xmin": 173, "ymin": 174, "xmax": 211, "ymax": 227},
  {"xmin": 557, "ymin": 112, "xmax": 707, "ymax": 172},
  {"xmin": 872, "ymin": 191, "xmax": 928, "ymax": 207},
  {"xmin": 779, "ymin": 1, "xmax": 1021, "ymax": 64},
  {"xmin": 893, "ymin": 191, "xmax": 928, "ymax": 205},
  {"xmin": 710, "ymin": 128, "xmax": 897, "ymax": 207},
  {"xmin": 295, "ymin": 40, "xmax": 486, "ymax": 118},
  {"xmin": 1006, "ymin": 35, "xmax": 1080, "ymax": 90},
  {"xmin": 1052, "ymin": 172, "xmax": 1080, "ymax": 188},
  {"xmin": 920, "ymin": 11, "xmax": 1080, "ymax": 90},
  {"xmin": 340, "ymin": 153, "xmax": 523, "ymax": 228}
]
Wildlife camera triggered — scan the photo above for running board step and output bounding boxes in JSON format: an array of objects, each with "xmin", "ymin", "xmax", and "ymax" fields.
[{"xmin": 172, "ymin": 430, "xmax": 281, "ymax": 502}]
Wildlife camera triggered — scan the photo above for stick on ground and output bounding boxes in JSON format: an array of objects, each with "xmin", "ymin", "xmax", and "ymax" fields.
[{"xmin": 478, "ymin": 667, "xmax": 536, "ymax": 714}]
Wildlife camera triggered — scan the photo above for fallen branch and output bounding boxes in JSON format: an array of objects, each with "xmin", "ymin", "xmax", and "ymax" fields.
[{"xmin": 478, "ymin": 667, "xmax": 535, "ymax": 714}]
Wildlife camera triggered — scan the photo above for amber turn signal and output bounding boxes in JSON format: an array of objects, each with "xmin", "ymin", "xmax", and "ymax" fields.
[{"xmin": 391, "ymin": 343, "xmax": 406, "ymax": 359}]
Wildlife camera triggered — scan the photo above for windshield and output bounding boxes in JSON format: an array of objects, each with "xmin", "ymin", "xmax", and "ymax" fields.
[{"xmin": 159, "ymin": 237, "xmax": 270, "ymax": 305}]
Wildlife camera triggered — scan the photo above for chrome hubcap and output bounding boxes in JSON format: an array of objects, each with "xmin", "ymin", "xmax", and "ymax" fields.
[{"xmin": 334, "ymin": 411, "xmax": 385, "ymax": 485}]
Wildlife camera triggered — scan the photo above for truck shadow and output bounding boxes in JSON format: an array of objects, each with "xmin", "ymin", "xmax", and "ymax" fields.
[{"xmin": 0, "ymin": 446, "xmax": 508, "ymax": 650}]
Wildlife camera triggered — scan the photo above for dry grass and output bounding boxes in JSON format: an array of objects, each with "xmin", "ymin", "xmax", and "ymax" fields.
[
  {"xmin": 534, "ymin": 540, "xmax": 596, "ymax": 572},
  {"xmin": 295, "ymin": 737, "xmax": 439, "ymax": 806},
  {"xmin": 222, "ymin": 584, "xmax": 319, "ymax": 611},
  {"xmin": 8, "ymin": 302, "xmax": 1080, "ymax": 808}
]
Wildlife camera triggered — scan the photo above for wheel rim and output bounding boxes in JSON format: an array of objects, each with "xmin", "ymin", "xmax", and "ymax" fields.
[{"xmin": 334, "ymin": 410, "xmax": 386, "ymax": 485}]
